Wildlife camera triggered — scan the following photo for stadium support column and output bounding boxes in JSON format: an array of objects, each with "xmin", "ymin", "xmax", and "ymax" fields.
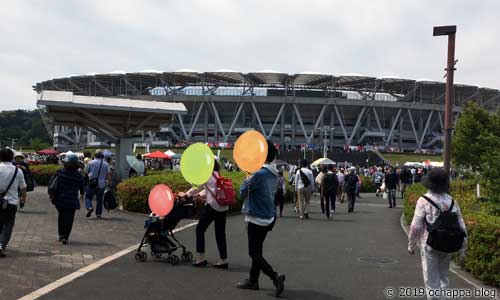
[
  {"xmin": 433, "ymin": 25, "xmax": 456, "ymax": 174},
  {"xmin": 116, "ymin": 137, "xmax": 134, "ymax": 179},
  {"xmin": 291, "ymin": 109, "xmax": 296, "ymax": 144},
  {"xmin": 204, "ymin": 107, "xmax": 208, "ymax": 141}
]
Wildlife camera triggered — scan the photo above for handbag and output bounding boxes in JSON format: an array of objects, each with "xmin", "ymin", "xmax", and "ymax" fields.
[
  {"xmin": 87, "ymin": 160, "xmax": 103, "ymax": 188},
  {"xmin": 0, "ymin": 167, "xmax": 19, "ymax": 210}
]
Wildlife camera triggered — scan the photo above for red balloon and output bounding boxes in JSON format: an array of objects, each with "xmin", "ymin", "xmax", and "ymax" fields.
[{"xmin": 148, "ymin": 184, "xmax": 175, "ymax": 217}]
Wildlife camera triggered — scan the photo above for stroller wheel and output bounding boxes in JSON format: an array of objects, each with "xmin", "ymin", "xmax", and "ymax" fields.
[
  {"xmin": 171, "ymin": 255, "xmax": 179, "ymax": 265},
  {"xmin": 167, "ymin": 255, "xmax": 174, "ymax": 265},
  {"xmin": 135, "ymin": 252, "xmax": 147, "ymax": 262},
  {"xmin": 182, "ymin": 251, "xmax": 193, "ymax": 262}
]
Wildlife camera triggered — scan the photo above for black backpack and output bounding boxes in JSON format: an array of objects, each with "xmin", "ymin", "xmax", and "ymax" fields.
[
  {"xmin": 47, "ymin": 172, "xmax": 60, "ymax": 204},
  {"xmin": 103, "ymin": 189, "xmax": 119, "ymax": 211},
  {"xmin": 422, "ymin": 195, "xmax": 466, "ymax": 253},
  {"xmin": 299, "ymin": 169, "xmax": 311, "ymax": 188}
]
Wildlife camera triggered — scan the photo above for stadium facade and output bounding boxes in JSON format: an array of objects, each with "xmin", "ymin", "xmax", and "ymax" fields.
[{"xmin": 34, "ymin": 71, "xmax": 500, "ymax": 151}]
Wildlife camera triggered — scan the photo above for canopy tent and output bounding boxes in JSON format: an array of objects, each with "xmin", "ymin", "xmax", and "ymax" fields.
[
  {"xmin": 165, "ymin": 150, "xmax": 176, "ymax": 157},
  {"xmin": 145, "ymin": 150, "xmax": 169, "ymax": 159},
  {"xmin": 311, "ymin": 157, "xmax": 336, "ymax": 167},
  {"xmin": 37, "ymin": 148, "xmax": 59, "ymax": 155}
]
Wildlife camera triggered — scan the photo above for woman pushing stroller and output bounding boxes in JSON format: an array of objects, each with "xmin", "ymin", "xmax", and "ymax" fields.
[{"xmin": 178, "ymin": 160, "xmax": 229, "ymax": 269}]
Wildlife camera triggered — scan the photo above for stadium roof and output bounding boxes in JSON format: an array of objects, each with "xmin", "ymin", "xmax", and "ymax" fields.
[{"xmin": 34, "ymin": 71, "xmax": 499, "ymax": 109}]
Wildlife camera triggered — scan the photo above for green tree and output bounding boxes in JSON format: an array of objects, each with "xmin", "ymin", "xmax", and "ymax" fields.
[
  {"xmin": 30, "ymin": 137, "xmax": 49, "ymax": 151},
  {"xmin": 452, "ymin": 102, "xmax": 492, "ymax": 171}
]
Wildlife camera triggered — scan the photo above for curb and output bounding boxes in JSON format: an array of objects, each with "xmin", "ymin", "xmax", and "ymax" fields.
[{"xmin": 399, "ymin": 213, "xmax": 499, "ymax": 298}]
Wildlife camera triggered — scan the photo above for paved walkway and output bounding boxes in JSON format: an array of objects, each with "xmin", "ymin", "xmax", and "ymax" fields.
[
  {"xmin": 29, "ymin": 193, "xmax": 490, "ymax": 300},
  {"xmin": 0, "ymin": 187, "xmax": 150, "ymax": 300}
]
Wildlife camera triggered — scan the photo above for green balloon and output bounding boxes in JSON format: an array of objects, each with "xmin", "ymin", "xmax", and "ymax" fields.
[{"xmin": 180, "ymin": 143, "xmax": 215, "ymax": 185}]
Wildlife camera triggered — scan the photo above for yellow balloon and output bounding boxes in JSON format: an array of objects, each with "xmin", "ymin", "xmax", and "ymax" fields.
[
  {"xmin": 180, "ymin": 143, "xmax": 215, "ymax": 185},
  {"xmin": 233, "ymin": 130, "xmax": 268, "ymax": 173}
]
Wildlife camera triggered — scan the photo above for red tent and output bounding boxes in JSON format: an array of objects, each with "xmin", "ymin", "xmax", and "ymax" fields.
[
  {"xmin": 37, "ymin": 148, "xmax": 59, "ymax": 155},
  {"xmin": 144, "ymin": 150, "xmax": 169, "ymax": 159}
]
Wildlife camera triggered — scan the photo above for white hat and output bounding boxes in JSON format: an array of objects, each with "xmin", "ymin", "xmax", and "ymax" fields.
[{"xmin": 14, "ymin": 152, "xmax": 25, "ymax": 159}]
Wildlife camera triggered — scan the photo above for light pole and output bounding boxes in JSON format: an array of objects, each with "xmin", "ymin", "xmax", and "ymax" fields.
[{"xmin": 433, "ymin": 25, "xmax": 456, "ymax": 174}]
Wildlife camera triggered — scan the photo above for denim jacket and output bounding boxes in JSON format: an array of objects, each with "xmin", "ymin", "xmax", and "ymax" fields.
[{"xmin": 240, "ymin": 164, "xmax": 278, "ymax": 220}]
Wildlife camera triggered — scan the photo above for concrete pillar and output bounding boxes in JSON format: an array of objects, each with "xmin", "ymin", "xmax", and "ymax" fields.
[
  {"xmin": 116, "ymin": 137, "xmax": 134, "ymax": 180},
  {"xmin": 291, "ymin": 109, "xmax": 296, "ymax": 143}
]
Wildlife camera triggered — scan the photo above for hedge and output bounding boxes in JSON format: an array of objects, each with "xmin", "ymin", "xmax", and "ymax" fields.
[
  {"xmin": 403, "ymin": 182, "xmax": 500, "ymax": 287},
  {"xmin": 360, "ymin": 176, "xmax": 376, "ymax": 193},
  {"xmin": 31, "ymin": 165, "xmax": 60, "ymax": 185},
  {"xmin": 117, "ymin": 170, "xmax": 295, "ymax": 216}
]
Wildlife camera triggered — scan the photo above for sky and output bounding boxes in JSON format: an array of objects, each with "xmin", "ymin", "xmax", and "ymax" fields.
[{"xmin": 1, "ymin": 0, "xmax": 499, "ymax": 110}]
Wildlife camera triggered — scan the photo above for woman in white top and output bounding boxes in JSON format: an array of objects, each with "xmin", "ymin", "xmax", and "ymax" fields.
[
  {"xmin": 408, "ymin": 168, "xmax": 467, "ymax": 300},
  {"xmin": 179, "ymin": 160, "xmax": 229, "ymax": 269}
]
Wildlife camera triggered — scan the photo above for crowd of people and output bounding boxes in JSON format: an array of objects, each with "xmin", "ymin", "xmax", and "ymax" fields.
[{"xmin": 0, "ymin": 145, "xmax": 469, "ymax": 299}]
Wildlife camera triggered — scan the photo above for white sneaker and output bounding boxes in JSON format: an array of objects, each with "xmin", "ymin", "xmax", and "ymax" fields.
[{"xmin": 19, "ymin": 207, "xmax": 24, "ymax": 212}]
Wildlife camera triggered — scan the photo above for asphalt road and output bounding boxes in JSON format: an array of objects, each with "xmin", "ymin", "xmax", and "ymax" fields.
[{"xmin": 38, "ymin": 194, "xmax": 487, "ymax": 300}]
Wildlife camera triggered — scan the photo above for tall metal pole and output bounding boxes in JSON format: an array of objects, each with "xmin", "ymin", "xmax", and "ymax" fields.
[
  {"xmin": 433, "ymin": 25, "xmax": 457, "ymax": 175},
  {"xmin": 443, "ymin": 32, "xmax": 455, "ymax": 174}
]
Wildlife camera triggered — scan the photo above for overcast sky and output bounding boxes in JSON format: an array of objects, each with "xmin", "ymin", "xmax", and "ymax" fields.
[{"xmin": 1, "ymin": 0, "xmax": 499, "ymax": 110}]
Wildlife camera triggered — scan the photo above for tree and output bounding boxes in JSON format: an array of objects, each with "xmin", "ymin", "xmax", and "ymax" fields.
[
  {"xmin": 452, "ymin": 102, "xmax": 492, "ymax": 171},
  {"xmin": 30, "ymin": 137, "xmax": 49, "ymax": 152}
]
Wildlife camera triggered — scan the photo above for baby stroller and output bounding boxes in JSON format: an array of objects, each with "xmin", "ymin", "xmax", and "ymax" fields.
[{"xmin": 135, "ymin": 197, "xmax": 195, "ymax": 265}]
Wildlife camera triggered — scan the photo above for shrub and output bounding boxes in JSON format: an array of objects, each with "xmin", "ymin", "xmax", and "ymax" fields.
[
  {"xmin": 117, "ymin": 171, "xmax": 246, "ymax": 215},
  {"xmin": 31, "ymin": 164, "xmax": 60, "ymax": 185},
  {"xmin": 360, "ymin": 176, "xmax": 376, "ymax": 193},
  {"xmin": 403, "ymin": 181, "xmax": 500, "ymax": 287}
]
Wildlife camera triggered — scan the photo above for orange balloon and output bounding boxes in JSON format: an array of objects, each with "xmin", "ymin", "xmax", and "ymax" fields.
[
  {"xmin": 148, "ymin": 184, "xmax": 175, "ymax": 217},
  {"xmin": 233, "ymin": 130, "xmax": 268, "ymax": 173}
]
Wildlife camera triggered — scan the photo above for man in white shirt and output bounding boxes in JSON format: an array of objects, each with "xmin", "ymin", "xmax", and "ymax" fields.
[
  {"xmin": 0, "ymin": 148, "xmax": 27, "ymax": 257},
  {"xmin": 295, "ymin": 160, "xmax": 314, "ymax": 219}
]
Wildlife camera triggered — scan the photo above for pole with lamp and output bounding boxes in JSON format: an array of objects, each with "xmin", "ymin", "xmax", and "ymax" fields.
[{"xmin": 433, "ymin": 25, "xmax": 456, "ymax": 175}]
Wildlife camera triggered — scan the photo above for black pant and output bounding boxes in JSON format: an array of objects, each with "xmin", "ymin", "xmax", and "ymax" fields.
[
  {"xmin": 274, "ymin": 189, "xmax": 284, "ymax": 216},
  {"xmin": 56, "ymin": 207, "xmax": 76, "ymax": 240},
  {"xmin": 248, "ymin": 221, "xmax": 277, "ymax": 283},
  {"xmin": 321, "ymin": 191, "xmax": 336, "ymax": 217},
  {"xmin": 196, "ymin": 204, "xmax": 227, "ymax": 259},
  {"xmin": 347, "ymin": 191, "xmax": 356, "ymax": 211},
  {"xmin": 0, "ymin": 204, "xmax": 17, "ymax": 249},
  {"xmin": 388, "ymin": 189, "xmax": 396, "ymax": 207}
]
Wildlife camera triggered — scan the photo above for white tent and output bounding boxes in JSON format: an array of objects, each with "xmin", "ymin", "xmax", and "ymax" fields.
[{"xmin": 165, "ymin": 150, "xmax": 176, "ymax": 157}]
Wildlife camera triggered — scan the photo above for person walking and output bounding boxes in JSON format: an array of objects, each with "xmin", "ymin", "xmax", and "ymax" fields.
[
  {"xmin": 316, "ymin": 166, "xmax": 327, "ymax": 214},
  {"xmin": 13, "ymin": 152, "xmax": 34, "ymax": 212},
  {"xmin": 345, "ymin": 167, "xmax": 358, "ymax": 213},
  {"xmin": 84, "ymin": 150, "xmax": 110, "ymax": 219},
  {"xmin": 295, "ymin": 160, "xmax": 314, "ymax": 219},
  {"xmin": 399, "ymin": 167, "xmax": 412, "ymax": 199},
  {"xmin": 237, "ymin": 140, "xmax": 286, "ymax": 297},
  {"xmin": 321, "ymin": 165, "xmax": 339, "ymax": 219},
  {"xmin": 337, "ymin": 169, "xmax": 345, "ymax": 203},
  {"xmin": 408, "ymin": 168, "xmax": 467, "ymax": 300},
  {"xmin": 179, "ymin": 160, "xmax": 229, "ymax": 269},
  {"xmin": 52, "ymin": 154, "xmax": 85, "ymax": 244},
  {"xmin": 384, "ymin": 167, "xmax": 398, "ymax": 208},
  {"xmin": 0, "ymin": 148, "xmax": 26, "ymax": 257},
  {"xmin": 274, "ymin": 170, "xmax": 286, "ymax": 217},
  {"xmin": 373, "ymin": 167, "xmax": 384, "ymax": 197}
]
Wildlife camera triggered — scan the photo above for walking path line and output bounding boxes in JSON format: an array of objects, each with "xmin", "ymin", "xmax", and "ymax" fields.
[
  {"xmin": 17, "ymin": 221, "xmax": 199, "ymax": 300},
  {"xmin": 399, "ymin": 213, "xmax": 500, "ymax": 298}
]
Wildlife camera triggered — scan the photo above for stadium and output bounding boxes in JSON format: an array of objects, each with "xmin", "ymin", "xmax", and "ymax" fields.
[{"xmin": 34, "ymin": 70, "xmax": 499, "ymax": 154}]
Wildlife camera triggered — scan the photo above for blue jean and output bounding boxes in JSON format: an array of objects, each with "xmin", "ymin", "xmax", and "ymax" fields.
[{"xmin": 85, "ymin": 187, "xmax": 105, "ymax": 216}]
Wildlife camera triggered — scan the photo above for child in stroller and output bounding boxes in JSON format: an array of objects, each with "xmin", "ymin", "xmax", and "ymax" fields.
[{"xmin": 135, "ymin": 196, "xmax": 195, "ymax": 264}]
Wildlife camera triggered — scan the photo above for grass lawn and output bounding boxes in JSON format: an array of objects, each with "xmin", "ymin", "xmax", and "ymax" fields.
[{"xmin": 381, "ymin": 153, "xmax": 443, "ymax": 166}]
